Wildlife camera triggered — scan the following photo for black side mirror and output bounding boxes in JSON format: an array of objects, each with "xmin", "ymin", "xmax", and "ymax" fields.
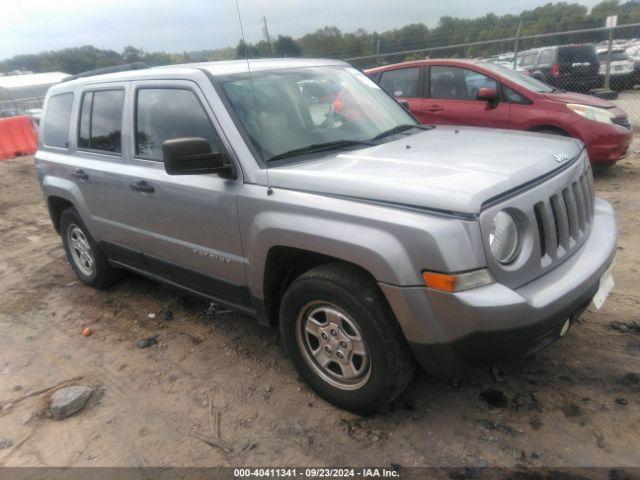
[
  {"xmin": 398, "ymin": 99, "xmax": 411, "ymax": 111},
  {"xmin": 162, "ymin": 137, "xmax": 234, "ymax": 178}
]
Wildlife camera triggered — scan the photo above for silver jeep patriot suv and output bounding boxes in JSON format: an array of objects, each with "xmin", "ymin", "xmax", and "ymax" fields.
[{"xmin": 36, "ymin": 59, "xmax": 617, "ymax": 412}]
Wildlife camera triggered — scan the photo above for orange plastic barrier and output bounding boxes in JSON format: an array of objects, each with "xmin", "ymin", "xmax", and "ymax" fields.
[{"xmin": 0, "ymin": 115, "xmax": 38, "ymax": 161}]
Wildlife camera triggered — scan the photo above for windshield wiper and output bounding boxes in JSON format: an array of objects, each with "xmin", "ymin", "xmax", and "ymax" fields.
[
  {"xmin": 267, "ymin": 139, "xmax": 375, "ymax": 162},
  {"xmin": 371, "ymin": 123, "xmax": 434, "ymax": 141}
]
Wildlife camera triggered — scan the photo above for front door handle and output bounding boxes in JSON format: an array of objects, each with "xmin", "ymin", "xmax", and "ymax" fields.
[
  {"xmin": 72, "ymin": 168, "xmax": 89, "ymax": 180},
  {"xmin": 130, "ymin": 180, "xmax": 155, "ymax": 193},
  {"xmin": 426, "ymin": 105, "xmax": 443, "ymax": 113}
]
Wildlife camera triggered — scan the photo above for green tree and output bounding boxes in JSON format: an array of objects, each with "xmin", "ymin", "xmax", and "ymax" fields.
[{"xmin": 273, "ymin": 35, "xmax": 301, "ymax": 57}]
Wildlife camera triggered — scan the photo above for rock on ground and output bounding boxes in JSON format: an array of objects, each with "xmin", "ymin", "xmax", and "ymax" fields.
[
  {"xmin": 50, "ymin": 386, "xmax": 93, "ymax": 420},
  {"xmin": 0, "ymin": 438, "xmax": 13, "ymax": 449}
]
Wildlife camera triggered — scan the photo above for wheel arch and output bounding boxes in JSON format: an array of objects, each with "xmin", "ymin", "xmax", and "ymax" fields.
[
  {"xmin": 528, "ymin": 124, "xmax": 571, "ymax": 136},
  {"xmin": 41, "ymin": 175, "xmax": 94, "ymax": 233},
  {"xmin": 47, "ymin": 196, "xmax": 74, "ymax": 233},
  {"xmin": 260, "ymin": 246, "xmax": 382, "ymax": 327}
]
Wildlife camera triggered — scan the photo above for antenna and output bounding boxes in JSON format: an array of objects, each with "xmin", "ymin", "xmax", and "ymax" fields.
[{"xmin": 234, "ymin": 0, "xmax": 273, "ymax": 195}]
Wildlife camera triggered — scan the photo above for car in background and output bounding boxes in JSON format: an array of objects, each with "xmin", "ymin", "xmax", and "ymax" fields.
[
  {"xmin": 596, "ymin": 48, "xmax": 636, "ymax": 90},
  {"xmin": 515, "ymin": 44, "xmax": 600, "ymax": 92},
  {"xmin": 366, "ymin": 59, "xmax": 632, "ymax": 166}
]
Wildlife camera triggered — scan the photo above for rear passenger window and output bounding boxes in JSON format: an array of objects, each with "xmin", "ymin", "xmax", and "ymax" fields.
[
  {"xmin": 42, "ymin": 93, "xmax": 74, "ymax": 148},
  {"xmin": 78, "ymin": 89, "xmax": 124, "ymax": 154},
  {"xmin": 135, "ymin": 88, "xmax": 223, "ymax": 160},
  {"xmin": 379, "ymin": 68, "xmax": 419, "ymax": 98}
]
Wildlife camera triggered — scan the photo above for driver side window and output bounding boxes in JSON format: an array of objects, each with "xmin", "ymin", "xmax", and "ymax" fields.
[
  {"xmin": 135, "ymin": 88, "xmax": 223, "ymax": 161},
  {"xmin": 429, "ymin": 66, "xmax": 497, "ymax": 100}
]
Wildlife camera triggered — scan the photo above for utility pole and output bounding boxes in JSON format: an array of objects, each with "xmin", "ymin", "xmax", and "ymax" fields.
[
  {"xmin": 262, "ymin": 16, "xmax": 272, "ymax": 57},
  {"xmin": 513, "ymin": 19, "xmax": 522, "ymax": 69},
  {"xmin": 604, "ymin": 15, "xmax": 617, "ymax": 91}
]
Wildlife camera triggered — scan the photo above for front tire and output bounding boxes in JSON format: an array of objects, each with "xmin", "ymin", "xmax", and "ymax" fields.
[
  {"xmin": 59, "ymin": 207, "xmax": 121, "ymax": 288},
  {"xmin": 279, "ymin": 263, "xmax": 415, "ymax": 413}
]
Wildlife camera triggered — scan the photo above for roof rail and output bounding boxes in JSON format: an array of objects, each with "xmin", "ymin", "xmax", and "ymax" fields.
[{"xmin": 62, "ymin": 62, "xmax": 149, "ymax": 82}]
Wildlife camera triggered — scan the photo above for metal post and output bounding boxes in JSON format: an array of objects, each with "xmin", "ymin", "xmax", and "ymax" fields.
[
  {"xmin": 513, "ymin": 19, "xmax": 522, "ymax": 69},
  {"xmin": 376, "ymin": 38, "xmax": 381, "ymax": 64},
  {"xmin": 262, "ymin": 16, "xmax": 272, "ymax": 57},
  {"xmin": 604, "ymin": 27, "xmax": 613, "ymax": 90}
]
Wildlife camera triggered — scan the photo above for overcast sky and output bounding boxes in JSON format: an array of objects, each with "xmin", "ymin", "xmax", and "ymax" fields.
[{"xmin": 1, "ymin": 0, "xmax": 603, "ymax": 59}]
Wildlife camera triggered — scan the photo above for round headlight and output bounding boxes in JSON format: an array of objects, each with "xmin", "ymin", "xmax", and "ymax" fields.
[{"xmin": 489, "ymin": 211, "xmax": 520, "ymax": 264}]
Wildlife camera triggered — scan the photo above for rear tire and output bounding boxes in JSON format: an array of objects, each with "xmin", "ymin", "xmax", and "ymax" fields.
[
  {"xmin": 279, "ymin": 263, "xmax": 415, "ymax": 413},
  {"xmin": 59, "ymin": 207, "xmax": 122, "ymax": 288}
]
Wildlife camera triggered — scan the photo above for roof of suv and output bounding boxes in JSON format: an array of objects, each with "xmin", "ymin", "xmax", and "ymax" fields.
[
  {"xmin": 50, "ymin": 58, "xmax": 349, "ymax": 91},
  {"xmin": 519, "ymin": 44, "xmax": 595, "ymax": 54}
]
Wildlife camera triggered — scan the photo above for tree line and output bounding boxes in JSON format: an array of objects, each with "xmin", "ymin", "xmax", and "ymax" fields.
[{"xmin": 3, "ymin": 0, "xmax": 640, "ymax": 74}]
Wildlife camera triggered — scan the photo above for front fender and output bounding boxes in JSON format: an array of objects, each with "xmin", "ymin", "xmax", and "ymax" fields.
[{"xmin": 238, "ymin": 186, "xmax": 486, "ymax": 300}]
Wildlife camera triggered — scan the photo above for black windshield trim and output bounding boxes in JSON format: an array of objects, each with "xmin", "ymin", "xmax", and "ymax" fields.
[{"xmin": 267, "ymin": 139, "xmax": 376, "ymax": 163}]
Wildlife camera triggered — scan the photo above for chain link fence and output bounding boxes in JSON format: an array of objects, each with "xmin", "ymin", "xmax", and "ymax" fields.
[{"xmin": 343, "ymin": 23, "xmax": 640, "ymax": 129}]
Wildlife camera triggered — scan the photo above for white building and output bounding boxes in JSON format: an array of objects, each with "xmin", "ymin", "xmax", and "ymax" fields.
[{"xmin": 0, "ymin": 71, "xmax": 69, "ymax": 118}]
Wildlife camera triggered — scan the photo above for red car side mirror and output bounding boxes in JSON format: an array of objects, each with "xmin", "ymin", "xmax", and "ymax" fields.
[{"xmin": 477, "ymin": 87, "xmax": 499, "ymax": 108}]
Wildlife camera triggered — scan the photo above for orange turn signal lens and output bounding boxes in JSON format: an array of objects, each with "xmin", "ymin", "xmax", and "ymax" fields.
[
  {"xmin": 422, "ymin": 269, "xmax": 494, "ymax": 292},
  {"xmin": 422, "ymin": 272, "xmax": 457, "ymax": 292}
]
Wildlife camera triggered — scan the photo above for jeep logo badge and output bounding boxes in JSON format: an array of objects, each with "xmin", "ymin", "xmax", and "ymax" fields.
[{"xmin": 553, "ymin": 153, "xmax": 569, "ymax": 163}]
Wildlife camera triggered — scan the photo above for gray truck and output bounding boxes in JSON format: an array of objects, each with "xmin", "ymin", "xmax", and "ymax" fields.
[{"xmin": 36, "ymin": 59, "xmax": 617, "ymax": 412}]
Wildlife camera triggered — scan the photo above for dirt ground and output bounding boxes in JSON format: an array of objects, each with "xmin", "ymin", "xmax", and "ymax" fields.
[{"xmin": 0, "ymin": 149, "xmax": 638, "ymax": 470}]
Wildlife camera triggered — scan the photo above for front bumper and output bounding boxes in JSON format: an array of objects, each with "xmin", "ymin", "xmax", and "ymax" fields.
[
  {"xmin": 381, "ymin": 198, "xmax": 617, "ymax": 374},
  {"xmin": 580, "ymin": 120, "xmax": 633, "ymax": 166}
]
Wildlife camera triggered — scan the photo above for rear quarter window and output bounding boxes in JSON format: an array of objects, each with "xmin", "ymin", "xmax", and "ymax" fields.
[{"xmin": 42, "ymin": 93, "xmax": 74, "ymax": 148}]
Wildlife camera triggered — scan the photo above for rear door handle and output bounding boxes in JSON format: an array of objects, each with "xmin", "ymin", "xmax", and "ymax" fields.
[
  {"xmin": 72, "ymin": 168, "xmax": 89, "ymax": 180},
  {"xmin": 426, "ymin": 105, "xmax": 443, "ymax": 113},
  {"xmin": 130, "ymin": 180, "xmax": 155, "ymax": 194}
]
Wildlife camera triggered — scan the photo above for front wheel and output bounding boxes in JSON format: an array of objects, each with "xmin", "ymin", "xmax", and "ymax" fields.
[{"xmin": 279, "ymin": 264, "xmax": 415, "ymax": 413}]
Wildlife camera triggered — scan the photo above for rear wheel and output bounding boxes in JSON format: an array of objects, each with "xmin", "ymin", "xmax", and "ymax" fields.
[
  {"xmin": 60, "ymin": 208, "xmax": 122, "ymax": 288},
  {"xmin": 279, "ymin": 263, "xmax": 415, "ymax": 413}
]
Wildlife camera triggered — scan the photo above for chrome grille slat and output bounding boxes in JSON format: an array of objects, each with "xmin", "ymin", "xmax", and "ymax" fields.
[
  {"xmin": 534, "ymin": 164, "xmax": 594, "ymax": 263},
  {"xmin": 562, "ymin": 187, "xmax": 579, "ymax": 240},
  {"xmin": 579, "ymin": 175, "xmax": 592, "ymax": 223},
  {"xmin": 535, "ymin": 201, "xmax": 558, "ymax": 260},
  {"xmin": 572, "ymin": 181, "xmax": 587, "ymax": 232},
  {"xmin": 550, "ymin": 194, "xmax": 570, "ymax": 251}
]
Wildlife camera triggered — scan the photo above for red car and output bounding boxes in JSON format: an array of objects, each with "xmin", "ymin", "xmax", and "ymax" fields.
[{"xmin": 366, "ymin": 59, "xmax": 632, "ymax": 166}]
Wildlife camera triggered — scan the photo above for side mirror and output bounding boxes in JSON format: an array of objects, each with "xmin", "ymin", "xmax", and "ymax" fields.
[
  {"xmin": 162, "ymin": 137, "xmax": 235, "ymax": 177},
  {"xmin": 397, "ymin": 99, "xmax": 411, "ymax": 111},
  {"xmin": 476, "ymin": 87, "xmax": 498, "ymax": 108}
]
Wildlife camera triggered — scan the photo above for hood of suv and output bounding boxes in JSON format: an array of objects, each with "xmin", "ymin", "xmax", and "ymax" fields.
[
  {"xmin": 262, "ymin": 126, "xmax": 583, "ymax": 215},
  {"xmin": 542, "ymin": 91, "xmax": 615, "ymax": 108}
]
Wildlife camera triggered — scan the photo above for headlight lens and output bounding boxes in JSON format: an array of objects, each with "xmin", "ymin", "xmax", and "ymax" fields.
[
  {"xmin": 566, "ymin": 103, "xmax": 615, "ymax": 125},
  {"xmin": 490, "ymin": 211, "xmax": 520, "ymax": 264}
]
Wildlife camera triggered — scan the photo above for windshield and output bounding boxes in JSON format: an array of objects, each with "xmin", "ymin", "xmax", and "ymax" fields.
[
  {"xmin": 218, "ymin": 66, "xmax": 416, "ymax": 162},
  {"xmin": 478, "ymin": 62, "xmax": 555, "ymax": 93}
]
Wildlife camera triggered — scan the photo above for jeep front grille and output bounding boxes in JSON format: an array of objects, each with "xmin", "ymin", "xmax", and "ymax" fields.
[{"xmin": 533, "ymin": 167, "xmax": 594, "ymax": 262}]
